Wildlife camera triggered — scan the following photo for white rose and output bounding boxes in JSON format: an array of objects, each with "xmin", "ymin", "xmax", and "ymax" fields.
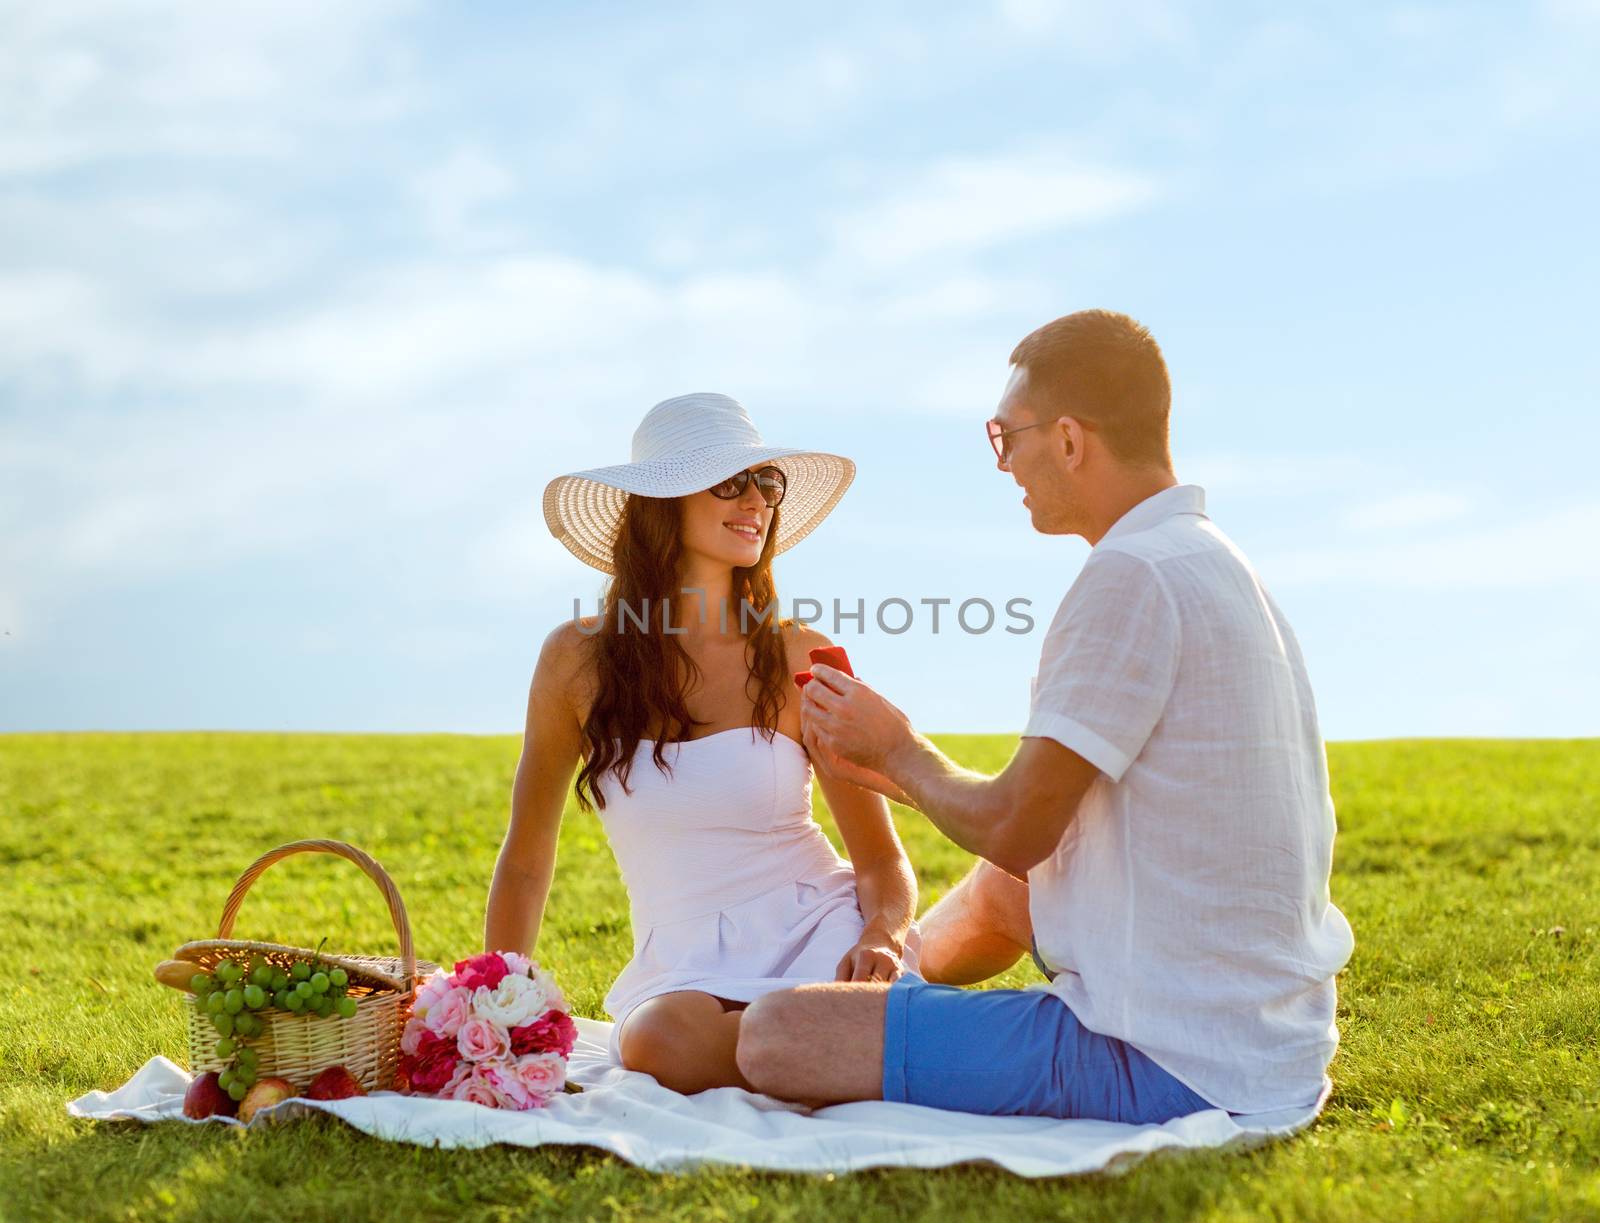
[{"xmin": 473, "ymin": 973, "xmax": 546, "ymax": 1028}]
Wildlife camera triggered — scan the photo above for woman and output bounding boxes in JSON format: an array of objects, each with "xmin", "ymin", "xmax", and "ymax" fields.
[{"xmin": 485, "ymin": 392, "xmax": 919, "ymax": 1094}]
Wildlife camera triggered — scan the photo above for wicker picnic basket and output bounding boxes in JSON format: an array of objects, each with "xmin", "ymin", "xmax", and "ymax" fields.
[{"xmin": 172, "ymin": 839, "xmax": 441, "ymax": 1093}]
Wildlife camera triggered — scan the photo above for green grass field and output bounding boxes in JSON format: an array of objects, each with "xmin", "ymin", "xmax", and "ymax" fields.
[{"xmin": 1, "ymin": 733, "xmax": 1597, "ymax": 1220}]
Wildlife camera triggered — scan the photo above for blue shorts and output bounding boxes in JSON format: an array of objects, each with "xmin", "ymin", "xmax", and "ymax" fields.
[{"xmin": 881, "ymin": 974, "xmax": 1214, "ymax": 1124}]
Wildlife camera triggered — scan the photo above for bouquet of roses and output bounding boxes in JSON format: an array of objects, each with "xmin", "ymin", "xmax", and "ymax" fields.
[{"xmin": 396, "ymin": 951, "xmax": 577, "ymax": 1109}]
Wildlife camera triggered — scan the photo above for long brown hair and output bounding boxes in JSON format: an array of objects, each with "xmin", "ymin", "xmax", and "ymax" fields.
[{"xmin": 573, "ymin": 493, "xmax": 792, "ymax": 812}]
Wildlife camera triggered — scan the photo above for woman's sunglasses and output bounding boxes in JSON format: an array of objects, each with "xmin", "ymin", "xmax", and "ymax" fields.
[{"xmin": 708, "ymin": 465, "xmax": 787, "ymax": 508}]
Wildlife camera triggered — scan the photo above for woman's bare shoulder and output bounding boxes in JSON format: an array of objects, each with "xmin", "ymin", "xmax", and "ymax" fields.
[
  {"xmin": 535, "ymin": 618, "xmax": 600, "ymax": 699},
  {"xmin": 779, "ymin": 620, "xmax": 834, "ymax": 671}
]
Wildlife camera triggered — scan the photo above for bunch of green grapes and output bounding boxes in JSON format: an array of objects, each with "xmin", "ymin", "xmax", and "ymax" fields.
[
  {"xmin": 274, "ymin": 957, "xmax": 358, "ymax": 1020},
  {"xmin": 189, "ymin": 954, "xmax": 359, "ymax": 1101}
]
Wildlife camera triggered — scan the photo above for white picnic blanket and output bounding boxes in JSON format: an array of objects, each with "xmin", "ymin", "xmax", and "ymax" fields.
[{"xmin": 67, "ymin": 1018, "xmax": 1329, "ymax": 1177}]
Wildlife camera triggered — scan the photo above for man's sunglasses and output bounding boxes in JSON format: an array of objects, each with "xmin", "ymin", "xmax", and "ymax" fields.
[
  {"xmin": 986, "ymin": 415, "xmax": 1097, "ymax": 463},
  {"xmin": 708, "ymin": 465, "xmax": 787, "ymax": 508}
]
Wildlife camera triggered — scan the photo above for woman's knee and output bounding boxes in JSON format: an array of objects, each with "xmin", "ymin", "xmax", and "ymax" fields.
[{"xmin": 618, "ymin": 993, "xmax": 719, "ymax": 1079}]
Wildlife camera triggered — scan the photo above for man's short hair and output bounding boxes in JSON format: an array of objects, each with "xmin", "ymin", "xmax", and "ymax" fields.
[{"xmin": 1009, "ymin": 310, "xmax": 1172, "ymax": 467}]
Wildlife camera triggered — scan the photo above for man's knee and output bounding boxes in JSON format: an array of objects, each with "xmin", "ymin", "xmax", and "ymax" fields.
[
  {"xmin": 734, "ymin": 991, "xmax": 794, "ymax": 1092},
  {"xmin": 970, "ymin": 860, "xmax": 1032, "ymax": 946}
]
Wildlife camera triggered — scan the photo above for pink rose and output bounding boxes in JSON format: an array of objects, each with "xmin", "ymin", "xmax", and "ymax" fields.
[
  {"xmin": 507, "ymin": 1052, "xmax": 566, "ymax": 1103},
  {"xmin": 443, "ymin": 1064, "xmax": 497, "ymax": 1106},
  {"xmin": 482, "ymin": 1064, "xmax": 536, "ymax": 1110},
  {"xmin": 402, "ymin": 1029, "xmax": 461, "ymax": 1094},
  {"xmin": 423, "ymin": 985, "xmax": 474, "ymax": 1038},
  {"xmin": 452, "ymin": 953, "xmax": 511, "ymax": 993},
  {"xmin": 499, "ymin": 951, "xmax": 534, "ymax": 977},
  {"xmin": 413, "ymin": 968, "xmax": 452, "ymax": 1015},
  {"xmin": 444, "ymin": 1062, "xmax": 525, "ymax": 1109},
  {"xmin": 456, "ymin": 1015, "xmax": 512, "ymax": 1063},
  {"xmin": 400, "ymin": 1015, "xmax": 429, "ymax": 1056},
  {"xmin": 510, "ymin": 1010, "xmax": 577, "ymax": 1058}
]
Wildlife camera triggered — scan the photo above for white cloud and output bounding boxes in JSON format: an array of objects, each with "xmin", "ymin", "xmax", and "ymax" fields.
[
  {"xmin": 739, "ymin": 48, "xmax": 866, "ymax": 132},
  {"xmin": 996, "ymin": 0, "xmax": 1057, "ymax": 35},
  {"xmin": 187, "ymin": 255, "xmax": 665, "ymax": 402},
  {"xmin": 877, "ymin": 275, "xmax": 1009, "ymax": 322},
  {"xmin": 467, "ymin": 505, "xmax": 596, "ymax": 603},
  {"xmin": 0, "ymin": 185, "xmax": 332, "ymax": 315},
  {"xmin": 0, "ymin": 0, "xmax": 417, "ymax": 176},
  {"xmin": 832, "ymin": 152, "xmax": 1158, "ymax": 267},
  {"xmin": 1180, "ymin": 452, "xmax": 1375, "ymax": 498},
  {"xmin": 1341, "ymin": 491, "xmax": 1473, "ymax": 532},
  {"xmin": 994, "ymin": 0, "xmax": 1189, "ymax": 51},
  {"xmin": 1257, "ymin": 3, "xmax": 1600, "ymax": 193},
  {"xmin": 1263, "ymin": 501, "xmax": 1600, "ymax": 589},
  {"xmin": 410, "ymin": 146, "xmax": 518, "ymax": 249},
  {"xmin": 0, "ymin": 240, "xmax": 1031, "ymax": 630},
  {"xmin": 1547, "ymin": 0, "xmax": 1600, "ymax": 25}
]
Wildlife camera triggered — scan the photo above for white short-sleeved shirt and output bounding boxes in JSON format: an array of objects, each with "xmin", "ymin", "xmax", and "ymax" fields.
[{"xmin": 1024, "ymin": 483, "xmax": 1355, "ymax": 1115}]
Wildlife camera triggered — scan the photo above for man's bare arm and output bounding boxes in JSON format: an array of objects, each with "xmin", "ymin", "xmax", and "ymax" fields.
[
  {"xmin": 800, "ymin": 663, "xmax": 1101, "ymax": 877},
  {"xmin": 885, "ymin": 733, "xmax": 1099, "ymax": 878}
]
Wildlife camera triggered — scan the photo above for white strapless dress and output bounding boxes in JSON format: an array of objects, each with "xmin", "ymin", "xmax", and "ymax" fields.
[{"xmin": 591, "ymin": 726, "xmax": 920, "ymax": 1064}]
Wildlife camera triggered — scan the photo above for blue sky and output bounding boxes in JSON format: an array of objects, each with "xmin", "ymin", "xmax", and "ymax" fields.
[{"xmin": 2, "ymin": 1, "xmax": 1596, "ymax": 739}]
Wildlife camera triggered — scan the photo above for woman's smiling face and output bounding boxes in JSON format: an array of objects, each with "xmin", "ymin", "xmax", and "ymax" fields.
[{"xmin": 679, "ymin": 464, "xmax": 781, "ymax": 569}]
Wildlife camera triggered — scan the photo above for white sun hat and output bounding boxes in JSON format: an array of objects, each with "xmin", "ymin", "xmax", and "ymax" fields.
[{"xmin": 542, "ymin": 392, "xmax": 856, "ymax": 575}]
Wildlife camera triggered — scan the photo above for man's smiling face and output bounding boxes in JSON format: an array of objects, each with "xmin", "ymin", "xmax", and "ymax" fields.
[{"xmin": 993, "ymin": 364, "xmax": 1085, "ymax": 537}]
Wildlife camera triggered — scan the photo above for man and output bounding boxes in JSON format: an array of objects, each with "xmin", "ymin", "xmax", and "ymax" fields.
[{"xmin": 735, "ymin": 309, "xmax": 1356, "ymax": 1123}]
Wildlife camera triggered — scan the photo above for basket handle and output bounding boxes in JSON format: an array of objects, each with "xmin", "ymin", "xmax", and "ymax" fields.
[{"xmin": 215, "ymin": 839, "xmax": 417, "ymax": 982}]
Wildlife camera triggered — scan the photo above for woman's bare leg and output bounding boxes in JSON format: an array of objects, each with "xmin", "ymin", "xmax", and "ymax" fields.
[
  {"xmin": 917, "ymin": 860, "xmax": 1033, "ymax": 985},
  {"xmin": 616, "ymin": 991, "xmax": 751, "ymax": 1093}
]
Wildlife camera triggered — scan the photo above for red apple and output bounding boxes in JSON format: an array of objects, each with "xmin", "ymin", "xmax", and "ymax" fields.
[
  {"xmin": 183, "ymin": 1071, "xmax": 237, "ymax": 1120},
  {"xmin": 238, "ymin": 1076, "xmax": 296, "ymax": 1124},
  {"xmin": 305, "ymin": 1065, "xmax": 366, "ymax": 1101}
]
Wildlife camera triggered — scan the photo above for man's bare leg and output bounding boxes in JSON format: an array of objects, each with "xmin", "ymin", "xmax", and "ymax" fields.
[
  {"xmin": 736, "ymin": 983, "xmax": 889, "ymax": 1105},
  {"xmin": 918, "ymin": 860, "xmax": 1033, "ymax": 985},
  {"xmin": 738, "ymin": 864, "xmax": 1035, "ymax": 1105}
]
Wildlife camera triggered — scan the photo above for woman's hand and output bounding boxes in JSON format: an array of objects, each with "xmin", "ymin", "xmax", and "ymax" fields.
[{"xmin": 836, "ymin": 937, "xmax": 905, "ymax": 984}]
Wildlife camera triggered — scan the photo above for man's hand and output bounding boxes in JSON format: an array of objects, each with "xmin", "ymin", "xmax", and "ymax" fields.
[
  {"xmin": 801, "ymin": 724, "xmax": 910, "ymax": 799},
  {"xmin": 800, "ymin": 663, "xmax": 915, "ymax": 771},
  {"xmin": 835, "ymin": 938, "xmax": 905, "ymax": 984},
  {"xmin": 800, "ymin": 666, "xmax": 919, "ymax": 804}
]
